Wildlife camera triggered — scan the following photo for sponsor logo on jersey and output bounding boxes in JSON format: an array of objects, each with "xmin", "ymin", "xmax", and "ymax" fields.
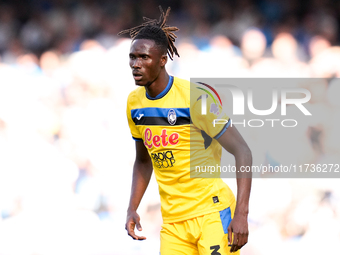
[
  {"xmin": 167, "ymin": 109, "xmax": 177, "ymax": 125},
  {"xmin": 151, "ymin": 150, "xmax": 175, "ymax": 168},
  {"xmin": 144, "ymin": 128, "xmax": 179, "ymax": 149}
]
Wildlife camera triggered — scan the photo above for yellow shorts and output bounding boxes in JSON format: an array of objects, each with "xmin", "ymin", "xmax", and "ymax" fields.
[{"xmin": 160, "ymin": 200, "xmax": 239, "ymax": 255}]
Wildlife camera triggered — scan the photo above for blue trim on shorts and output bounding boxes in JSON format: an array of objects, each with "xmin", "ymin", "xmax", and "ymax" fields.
[{"xmin": 219, "ymin": 207, "xmax": 232, "ymax": 234}]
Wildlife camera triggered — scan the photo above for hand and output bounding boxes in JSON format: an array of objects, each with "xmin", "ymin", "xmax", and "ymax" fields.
[
  {"xmin": 227, "ymin": 214, "xmax": 249, "ymax": 253},
  {"xmin": 125, "ymin": 210, "xmax": 146, "ymax": 240}
]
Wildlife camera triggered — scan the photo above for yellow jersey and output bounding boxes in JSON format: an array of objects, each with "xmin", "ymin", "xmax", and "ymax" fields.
[{"xmin": 126, "ymin": 76, "xmax": 235, "ymax": 223}]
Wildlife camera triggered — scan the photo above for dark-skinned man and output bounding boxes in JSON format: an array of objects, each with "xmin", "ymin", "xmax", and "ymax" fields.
[{"xmin": 119, "ymin": 6, "xmax": 252, "ymax": 255}]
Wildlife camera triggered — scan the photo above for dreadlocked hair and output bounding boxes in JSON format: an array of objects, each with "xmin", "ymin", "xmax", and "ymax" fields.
[{"xmin": 118, "ymin": 6, "xmax": 180, "ymax": 60}]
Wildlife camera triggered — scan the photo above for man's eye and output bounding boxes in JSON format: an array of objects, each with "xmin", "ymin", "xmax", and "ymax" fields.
[
  {"xmin": 142, "ymin": 55, "xmax": 148, "ymax": 60},
  {"xmin": 130, "ymin": 55, "xmax": 136, "ymax": 60}
]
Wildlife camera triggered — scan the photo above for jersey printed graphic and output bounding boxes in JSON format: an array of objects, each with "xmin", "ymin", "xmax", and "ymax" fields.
[
  {"xmin": 136, "ymin": 113, "xmax": 144, "ymax": 120},
  {"xmin": 167, "ymin": 109, "xmax": 177, "ymax": 125},
  {"xmin": 151, "ymin": 150, "xmax": 176, "ymax": 168},
  {"xmin": 131, "ymin": 107, "xmax": 190, "ymax": 126}
]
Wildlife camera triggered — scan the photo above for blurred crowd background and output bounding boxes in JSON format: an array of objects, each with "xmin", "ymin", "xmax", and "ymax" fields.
[{"xmin": 0, "ymin": 0, "xmax": 340, "ymax": 254}]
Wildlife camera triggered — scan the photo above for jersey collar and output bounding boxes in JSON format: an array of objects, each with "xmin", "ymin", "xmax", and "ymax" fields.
[{"xmin": 146, "ymin": 76, "xmax": 174, "ymax": 100}]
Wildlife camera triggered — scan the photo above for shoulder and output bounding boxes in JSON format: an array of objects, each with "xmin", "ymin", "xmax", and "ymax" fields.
[
  {"xmin": 127, "ymin": 86, "xmax": 145, "ymax": 105},
  {"xmin": 171, "ymin": 76, "xmax": 192, "ymax": 101},
  {"xmin": 172, "ymin": 76, "xmax": 211, "ymax": 98},
  {"xmin": 173, "ymin": 76, "xmax": 190, "ymax": 90}
]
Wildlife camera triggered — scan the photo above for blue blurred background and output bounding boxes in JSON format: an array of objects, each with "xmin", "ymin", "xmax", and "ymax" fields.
[{"xmin": 0, "ymin": 0, "xmax": 340, "ymax": 254}]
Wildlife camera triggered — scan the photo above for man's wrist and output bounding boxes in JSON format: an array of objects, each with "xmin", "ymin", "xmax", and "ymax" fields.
[
  {"xmin": 127, "ymin": 207, "xmax": 137, "ymax": 213},
  {"xmin": 234, "ymin": 211, "xmax": 249, "ymax": 218},
  {"xmin": 234, "ymin": 205, "xmax": 249, "ymax": 216}
]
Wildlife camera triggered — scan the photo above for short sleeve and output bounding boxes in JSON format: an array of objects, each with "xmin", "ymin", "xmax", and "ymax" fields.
[
  {"xmin": 126, "ymin": 94, "xmax": 142, "ymax": 141},
  {"xmin": 191, "ymin": 89, "xmax": 230, "ymax": 139}
]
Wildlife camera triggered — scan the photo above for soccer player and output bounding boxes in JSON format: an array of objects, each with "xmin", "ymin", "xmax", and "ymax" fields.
[{"xmin": 119, "ymin": 7, "xmax": 252, "ymax": 255}]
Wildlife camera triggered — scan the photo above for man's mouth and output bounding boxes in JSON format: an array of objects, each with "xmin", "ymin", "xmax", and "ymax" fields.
[{"xmin": 133, "ymin": 72, "xmax": 143, "ymax": 81}]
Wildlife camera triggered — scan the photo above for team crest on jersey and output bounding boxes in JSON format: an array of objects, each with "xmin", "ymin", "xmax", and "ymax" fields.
[{"xmin": 167, "ymin": 109, "xmax": 177, "ymax": 125}]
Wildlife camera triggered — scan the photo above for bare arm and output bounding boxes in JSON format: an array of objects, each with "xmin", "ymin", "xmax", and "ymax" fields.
[
  {"xmin": 125, "ymin": 141, "xmax": 153, "ymax": 240},
  {"xmin": 217, "ymin": 125, "xmax": 252, "ymax": 252}
]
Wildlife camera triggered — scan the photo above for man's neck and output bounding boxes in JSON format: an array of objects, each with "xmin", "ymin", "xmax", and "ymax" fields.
[{"xmin": 145, "ymin": 72, "xmax": 170, "ymax": 98}]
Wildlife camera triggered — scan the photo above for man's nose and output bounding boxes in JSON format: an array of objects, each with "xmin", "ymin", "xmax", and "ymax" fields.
[{"xmin": 131, "ymin": 58, "xmax": 141, "ymax": 69}]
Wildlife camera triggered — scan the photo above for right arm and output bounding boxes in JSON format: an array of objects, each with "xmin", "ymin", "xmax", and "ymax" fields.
[{"xmin": 125, "ymin": 140, "xmax": 153, "ymax": 240}]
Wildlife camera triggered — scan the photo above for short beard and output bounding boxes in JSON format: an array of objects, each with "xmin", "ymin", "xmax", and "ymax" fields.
[{"xmin": 144, "ymin": 73, "xmax": 160, "ymax": 87}]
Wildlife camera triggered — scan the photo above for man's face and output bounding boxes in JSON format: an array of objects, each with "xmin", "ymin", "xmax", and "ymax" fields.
[{"xmin": 129, "ymin": 39, "xmax": 166, "ymax": 86}]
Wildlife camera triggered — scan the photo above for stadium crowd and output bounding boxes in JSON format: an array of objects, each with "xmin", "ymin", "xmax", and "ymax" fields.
[{"xmin": 0, "ymin": 0, "xmax": 340, "ymax": 254}]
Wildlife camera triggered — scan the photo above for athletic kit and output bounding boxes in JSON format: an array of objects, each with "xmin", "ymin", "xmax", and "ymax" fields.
[{"xmin": 127, "ymin": 76, "xmax": 239, "ymax": 255}]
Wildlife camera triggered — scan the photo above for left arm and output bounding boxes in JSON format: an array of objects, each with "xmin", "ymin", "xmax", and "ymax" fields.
[{"xmin": 217, "ymin": 124, "xmax": 252, "ymax": 253}]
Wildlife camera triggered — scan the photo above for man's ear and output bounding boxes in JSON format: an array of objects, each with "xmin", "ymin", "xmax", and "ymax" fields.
[{"xmin": 160, "ymin": 54, "xmax": 167, "ymax": 67}]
